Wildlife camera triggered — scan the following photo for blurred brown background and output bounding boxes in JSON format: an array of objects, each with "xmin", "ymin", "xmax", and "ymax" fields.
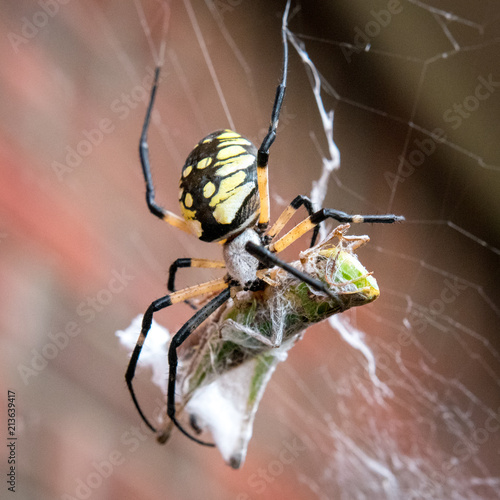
[{"xmin": 1, "ymin": 0, "xmax": 499, "ymax": 499}]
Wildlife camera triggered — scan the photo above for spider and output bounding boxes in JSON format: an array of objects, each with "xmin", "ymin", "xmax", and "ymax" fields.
[{"xmin": 125, "ymin": 0, "xmax": 404, "ymax": 447}]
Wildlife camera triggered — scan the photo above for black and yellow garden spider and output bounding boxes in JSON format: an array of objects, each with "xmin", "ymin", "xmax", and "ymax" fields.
[{"xmin": 125, "ymin": 0, "xmax": 403, "ymax": 447}]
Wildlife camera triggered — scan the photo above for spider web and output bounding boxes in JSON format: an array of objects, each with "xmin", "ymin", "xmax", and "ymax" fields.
[{"xmin": 120, "ymin": 0, "xmax": 499, "ymax": 498}]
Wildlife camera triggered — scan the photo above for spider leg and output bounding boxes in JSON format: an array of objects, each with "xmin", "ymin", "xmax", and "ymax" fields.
[
  {"xmin": 269, "ymin": 208, "xmax": 405, "ymax": 254},
  {"xmin": 168, "ymin": 258, "xmax": 226, "ymax": 310},
  {"xmin": 266, "ymin": 194, "xmax": 319, "ymax": 247},
  {"xmin": 245, "ymin": 242, "xmax": 343, "ymax": 304},
  {"xmin": 140, "ymin": 66, "xmax": 192, "ymax": 234},
  {"xmin": 125, "ymin": 278, "xmax": 227, "ymax": 434},
  {"xmin": 256, "ymin": 0, "xmax": 292, "ymax": 233},
  {"xmin": 167, "ymin": 287, "xmax": 231, "ymax": 446}
]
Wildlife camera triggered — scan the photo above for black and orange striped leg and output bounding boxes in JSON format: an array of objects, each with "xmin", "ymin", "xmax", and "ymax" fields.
[
  {"xmin": 246, "ymin": 242, "xmax": 343, "ymax": 305},
  {"xmin": 256, "ymin": 0, "xmax": 291, "ymax": 234},
  {"xmin": 168, "ymin": 258, "xmax": 226, "ymax": 309},
  {"xmin": 125, "ymin": 278, "xmax": 228, "ymax": 441},
  {"xmin": 265, "ymin": 194, "xmax": 318, "ymax": 247},
  {"xmin": 168, "ymin": 258, "xmax": 226, "ymax": 292},
  {"xmin": 269, "ymin": 208, "xmax": 405, "ymax": 254},
  {"xmin": 167, "ymin": 287, "xmax": 231, "ymax": 446},
  {"xmin": 140, "ymin": 66, "xmax": 192, "ymax": 235}
]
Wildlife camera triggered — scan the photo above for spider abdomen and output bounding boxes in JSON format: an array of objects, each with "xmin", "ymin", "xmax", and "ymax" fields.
[{"xmin": 179, "ymin": 130, "xmax": 260, "ymax": 242}]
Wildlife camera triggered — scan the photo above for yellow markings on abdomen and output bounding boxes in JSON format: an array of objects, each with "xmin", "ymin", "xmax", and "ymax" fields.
[
  {"xmin": 216, "ymin": 145, "xmax": 247, "ymax": 161},
  {"xmin": 215, "ymin": 154, "xmax": 255, "ymax": 177},
  {"xmin": 203, "ymin": 182, "xmax": 216, "ymax": 198},
  {"xmin": 217, "ymin": 138, "xmax": 252, "ymax": 148},
  {"xmin": 207, "ymin": 170, "xmax": 255, "ymax": 225},
  {"xmin": 212, "ymin": 182, "xmax": 256, "ymax": 224},
  {"xmin": 209, "ymin": 170, "xmax": 246, "ymax": 207},
  {"xmin": 197, "ymin": 157, "xmax": 212, "ymax": 170},
  {"xmin": 216, "ymin": 130, "xmax": 241, "ymax": 140},
  {"xmin": 180, "ymin": 203, "xmax": 196, "ymax": 221},
  {"xmin": 184, "ymin": 193, "xmax": 193, "ymax": 208}
]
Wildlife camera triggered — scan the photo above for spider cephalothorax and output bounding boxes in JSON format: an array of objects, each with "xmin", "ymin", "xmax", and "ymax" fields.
[{"xmin": 125, "ymin": 0, "xmax": 404, "ymax": 447}]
